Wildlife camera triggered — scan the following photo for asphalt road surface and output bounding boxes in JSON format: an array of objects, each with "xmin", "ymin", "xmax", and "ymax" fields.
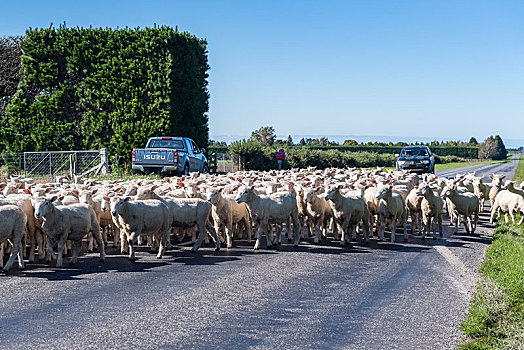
[{"xmin": 0, "ymin": 157, "xmax": 519, "ymax": 350}]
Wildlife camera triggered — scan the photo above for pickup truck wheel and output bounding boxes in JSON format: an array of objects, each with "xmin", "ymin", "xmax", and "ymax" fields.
[
  {"xmin": 183, "ymin": 163, "xmax": 190, "ymax": 176},
  {"xmin": 202, "ymin": 164, "xmax": 209, "ymax": 174}
]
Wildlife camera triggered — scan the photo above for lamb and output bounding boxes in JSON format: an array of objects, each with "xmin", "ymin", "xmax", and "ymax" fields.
[
  {"xmin": 325, "ymin": 187, "xmax": 370, "ymax": 245},
  {"xmin": 236, "ymin": 187, "xmax": 301, "ymax": 250},
  {"xmin": 504, "ymin": 181, "xmax": 524, "ymax": 198},
  {"xmin": 33, "ymin": 197, "xmax": 105, "ymax": 267},
  {"xmin": 305, "ymin": 187, "xmax": 334, "ymax": 243},
  {"xmin": 490, "ymin": 190, "xmax": 524, "ymax": 225},
  {"xmin": 208, "ymin": 188, "xmax": 252, "ymax": 248},
  {"xmin": 0, "ymin": 205, "xmax": 26, "ymax": 273},
  {"xmin": 442, "ymin": 186, "xmax": 479, "ymax": 234},
  {"xmin": 415, "ymin": 185, "xmax": 444, "ymax": 239},
  {"xmin": 110, "ymin": 198, "xmax": 172, "ymax": 261},
  {"xmin": 375, "ymin": 184, "xmax": 408, "ymax": 242}
]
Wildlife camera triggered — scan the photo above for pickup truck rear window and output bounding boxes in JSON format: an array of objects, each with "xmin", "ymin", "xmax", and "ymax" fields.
[{"xmin": 148, "ymin": 139, "xmax": 184, "ymax": 149}]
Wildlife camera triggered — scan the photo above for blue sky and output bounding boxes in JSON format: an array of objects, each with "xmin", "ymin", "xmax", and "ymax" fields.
[{"xmin": 1, "ymin": 1, "xmax": 523, "ymax": 145}]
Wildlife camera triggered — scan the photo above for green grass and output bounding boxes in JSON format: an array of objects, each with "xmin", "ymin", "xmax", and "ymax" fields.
[
  {"xmin": 459, "ymin": 157, "xmax": 524, "ymax": 349},
  {"xmin": 435, "ymin": 159, "xmax": 506, "ymax": 172},
  {"xmin": 513, "ymin": 155, "xmax": 524, "ymax": 184}
]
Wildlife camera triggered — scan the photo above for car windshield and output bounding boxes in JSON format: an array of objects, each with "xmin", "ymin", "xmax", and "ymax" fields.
[
  {"xmin": 401, "ymin": 148, "xmax": 429, "ymax": 157},
  {"xmin": 148, "ymin": 139, "xmax": 184, "ymax": 149}
]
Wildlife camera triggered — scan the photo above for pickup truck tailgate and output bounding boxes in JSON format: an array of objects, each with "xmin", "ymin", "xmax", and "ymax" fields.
[{"xmin": 134, "ymin": 149, "xmax": 177, "ymax": 165}]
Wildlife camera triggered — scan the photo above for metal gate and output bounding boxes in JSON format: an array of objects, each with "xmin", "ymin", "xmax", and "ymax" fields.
[
  {"xmin": 23, "ymin": 149, "xmax": 108, "ymax": 177},
  {"xmin": 215, "ymin": 153, "xmax": 242, "ymax": 173}
]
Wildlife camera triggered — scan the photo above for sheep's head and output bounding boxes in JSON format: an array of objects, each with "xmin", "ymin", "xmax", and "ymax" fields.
[
  {"xmin": 490, "ymin": 174, "xmax": 506, "ymax": 187},
  {"xmin": 79, "ymin": 189, "xmax": 97, "ymax": 205},
  {"xmin": 136, "ymin": 185, "xmax": 157, "ymax": 200},
  {"xmin": 325, "ymin": 186, "xmax": 341, "ymax": 202},
  {"xmin": 236, "ymin": 186, "xmax": 254, "ymax": 204},
  {"xmin": 101, "ymin": 197, "xmax": 111, "ymax": 212},
  {"xmin": 111, "ymin": 197, "xmax": 131, "ymax": 217},
  {"xmin": 34, "ymin": 196, "xmax": 58, "ymax": 219},
  {"xmin": 375, "ymin": 185, "xmax": 392, "ymax": 200},
  {"xmin": 304, "ymin": 188, "xmax": 316, "ymax": 203},
  {"xmin": 441, "ymin": 185, "xmax": 457, "ymax": 199},
  {"xmin": 207, "ymin": 188, "xmax": 222, "ymax": 204},
  {"xmin": 415, "ymin": 185, "xmax": 430, "ymax": 197}
]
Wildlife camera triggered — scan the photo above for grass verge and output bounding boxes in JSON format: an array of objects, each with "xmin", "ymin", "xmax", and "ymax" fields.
[{"xmin": 459, "ymin": 156, "xmax": 524, "ymax": 349}]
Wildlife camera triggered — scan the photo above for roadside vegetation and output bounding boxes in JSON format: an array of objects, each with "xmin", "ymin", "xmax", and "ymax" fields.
[
  {"xmin": 459, "ymin": 156, "xmax": 524, "ymax": 349},
  {"xmin": 434, "ymin": 159, "xmax": 508, "ymax": 172}
]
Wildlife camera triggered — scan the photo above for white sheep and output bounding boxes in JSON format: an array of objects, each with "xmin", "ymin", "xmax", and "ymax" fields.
[
  {"xmin": 0, "ymin": 205, "xmax": 27, "ymax": 273},
  {"xmin": 415, "ymin": 185, "xmax": 444, "ymax": 239},
  {"xmin": 325, "ymin": 187, "xmax": 370, "ymax": 245},
  {"xmin": 208, "ymin": 188, "xmax": 252, "ymax": 248},
  {"xmin": 490, "ymin": 190, "xmax": 524, "ymax": 225},
  {"xmin": 33, "ymin": 197, "xmax": 105, "ymax": 267},
  {"xmin": 110, "ymin": 198, "xmax": 172, "ymax": 261},
  {"xmin": 236, "ymin": 187, "xmax": 301, "ymax": 250},
  {"xmin": 442, "ymin": 186, "xmax": 479, "ymax": 234},
  {"xmin": 305, "ymin": 187, "xmax": 334, "ymax": 243},
  {"xmin": 375, "ymin": 184, "xmax": 408, "ymax": 242}
]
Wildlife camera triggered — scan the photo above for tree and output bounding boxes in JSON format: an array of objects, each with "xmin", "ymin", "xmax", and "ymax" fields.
[
  {"xmin": 343, "ymin": 139, "xmax": 358, "ymax": 146},
  {"xmin": 0, "ymin": 36, "xmax": 22, "ymax": 119},
  {"xmin": 469, "ymin": 137, "xmax": 478, "ymax": 145},
  {"xmin": 479, "ymin": 137, "xmax": 498, "ymax": 159},
  {"xmin": 299, "ymin": 138, "xmax": 306, "ymax": 146},
  {"xmin": 285, "ymin": 135, "xmax": 293, "ymax": 146},
  {"xmin": 250, "ymin": 126, "xmax": 276, "ymax": 146},
  {"xmin": 493, "ymin": 135, "xmax": 507, "ymax": 160},
  {"xmin": 1, "ymin": 26, "xmax": 210, "ymax": 169}
]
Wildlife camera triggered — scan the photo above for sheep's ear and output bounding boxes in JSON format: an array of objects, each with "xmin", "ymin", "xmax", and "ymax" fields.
[
  {"xmin": 250, "ymin": 185, "xmax": 255, "ymax": 190},
  {"xmin": 15, "ymin": 183, "xmax": 22, "ymax": 189},
  {"xmin": 103, "ymin": 197, "xmax": 110, "ymax": 202},
  {"xmin": 151, "ymin": 185, "xmax": 158, "ymax": 191},
  {"xmin": 415, "ymin": 186, "xmax": 419, "ymax": 189},
  {"xmin": 218, "ymin": 188, "xmax": 223, "ymax": 193},
  {"xmin": 124, "ymin": 197, "xmax": 131, "ymax": 202},
  {"xmin": 196, "ymin": 180, "xmax": 205, "ymax": 186},
  {"xmin": 164, "ymin": 177, "xmax": 171, "ymax": 183},
  {"xmin": 177, "ymin": 182, "xmax": 185, "ymax": 188},
  {"xmin": 337, "ymin": 185, "xmax": 343, "ymax": 189},
  {"xmin": 59, "ymin": 196, "xmax": 65, "ymax": 201},
  {"xmin": 229, "ymin": 176, "xmax": 235, "ymax": 181},
  {"xmin": 23, "ymin": 189, "xmax": 31, "ymax": 195},
  {"xmin": 92, "ymin": 189, "xmax": 98, "ymax": 195},
  {"xmin": 501, "ymin": 175, "xmax": 506, "ymax": 179},
  {"xmin": 50, "ymin": 196, "xmax": 58, "ymax": 202},
  {"xmin": 72, "ymin": 190, "xmax": 79, "ymax": 196},
  {"xmin": 45, "ymin": 187, "xmax": 52, "ymax": 193}
]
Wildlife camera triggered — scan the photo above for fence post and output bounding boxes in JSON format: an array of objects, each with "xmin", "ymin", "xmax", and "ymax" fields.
[
  {"xmin": 49, "ymin": 152, "xmax": 52, "ymax": 177},
  {"xmin": 69, "ymin": 154, "xmax": 74, "ymax": 178},
  {"xmin": 100, "ymin": 148, "xmax": 108, "ymax": 175}
]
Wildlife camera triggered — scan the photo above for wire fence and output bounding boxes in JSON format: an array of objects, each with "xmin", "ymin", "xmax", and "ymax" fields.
[{"xmin": 0, "ymin": 149, "xmax": 108, "ymax": 179}]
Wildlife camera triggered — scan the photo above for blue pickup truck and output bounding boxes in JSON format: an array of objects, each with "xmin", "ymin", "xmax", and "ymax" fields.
[{"xmin": 132, "ymin": 137, "xmax": 208, "ymax": 175}]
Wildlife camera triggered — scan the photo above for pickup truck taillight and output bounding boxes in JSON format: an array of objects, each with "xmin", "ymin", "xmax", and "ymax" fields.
[
  {"xmin": 173, "ymin": 151, "xmax": 178, "ymax": 163},
  {"xmin": 131, "ymin": 151, "xmax": 136, "ymax": 163}
]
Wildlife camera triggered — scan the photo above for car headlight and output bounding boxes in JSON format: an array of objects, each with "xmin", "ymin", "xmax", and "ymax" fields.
[
  {"xmin": 422, "ymin": 160, "xmax": 430, "ymax": 164},
  {"xmin": 397, "ymin": 160, "xmax": 407, "ymax": 165}
]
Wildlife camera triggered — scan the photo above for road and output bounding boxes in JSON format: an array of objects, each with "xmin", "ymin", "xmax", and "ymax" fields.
[{"xmin": 0, "ymin": 158, "xmax": 519, "ymax": 350}]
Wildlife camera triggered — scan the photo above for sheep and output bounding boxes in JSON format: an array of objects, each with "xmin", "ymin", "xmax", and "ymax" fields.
[
  {"xmin": 0, "ymin": 205, "xmax": 27, "ymax": 273},
  {"xmin": 375, "ymin": 184, "xmax": 408, "ymax": 242},
  {"xmin": 442, "ymin": 186, "xmax": 479, "ymax": 234},
  {"xmin": 490, "ymin": 190, "xmax": 524, "ymax": 225},
  {"xmin": 325, "ymin": 187, "xmax": 370, "ymax": 245},
  {"xmin": 208, "ymin": 188, "xmax": 252, "ymax": 248},
  {"xmin": 134, "ymin": 187, "xmax": 221, "ymax": 252},
  {"xmin": 305, "ymin": 187, "xmax": 334, "ymax": 243},
  {"xmin": 472, "ymin": 177, "xmax": 491, "ymax": 212},
  {"xmin": 110, "ymin": 198, "xmax": 172, "ymax": 261},
  {"xmin": 33, "ymin": 197, "xmax": 105, "ymax": 267},
  {"xmin": 488, "ymin": 174, "xmax": 505, "ymax": 205},
  {"xmin": 504, "ymin": 181, "xmax": 524, "ymax": 198},
  {"xmin": 405, "ymin": 188, "xmax": 424, "ymax": 235},
  {"xmin": 236, "ymin": 187, "xmax": 300, "ymax": 250},
  {"xmin": 415, "ymin": 185, "xmax": 444, "ymax": 239}
]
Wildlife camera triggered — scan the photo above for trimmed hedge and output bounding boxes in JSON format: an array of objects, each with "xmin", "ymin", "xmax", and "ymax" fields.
[
  {"xmin": 2, "ymin": 25, "xmax": 209, "ymax": 169},
  {"xmin": 210, "ymin": 145, "xmax": 478, "ymax": 160}
]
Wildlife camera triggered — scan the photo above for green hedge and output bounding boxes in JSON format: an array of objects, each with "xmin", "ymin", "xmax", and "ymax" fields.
[
  {"xmin": 1, "ymin": 25, "xmax": 209, "ymax": 169},
  {"xmin": 210, "ymin": 145, "xmax": 478, "ymax": 159}
]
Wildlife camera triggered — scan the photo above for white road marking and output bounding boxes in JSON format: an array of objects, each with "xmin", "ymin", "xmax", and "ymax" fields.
[{"xmin": 433, "ymin": 245, "xmax": 478, "ymax": 295}]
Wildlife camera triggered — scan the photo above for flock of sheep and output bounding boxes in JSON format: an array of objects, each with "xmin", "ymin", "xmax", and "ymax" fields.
[{"xmin": 1, "ymin": 166, "xmax": 523, "ymax": 274}]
